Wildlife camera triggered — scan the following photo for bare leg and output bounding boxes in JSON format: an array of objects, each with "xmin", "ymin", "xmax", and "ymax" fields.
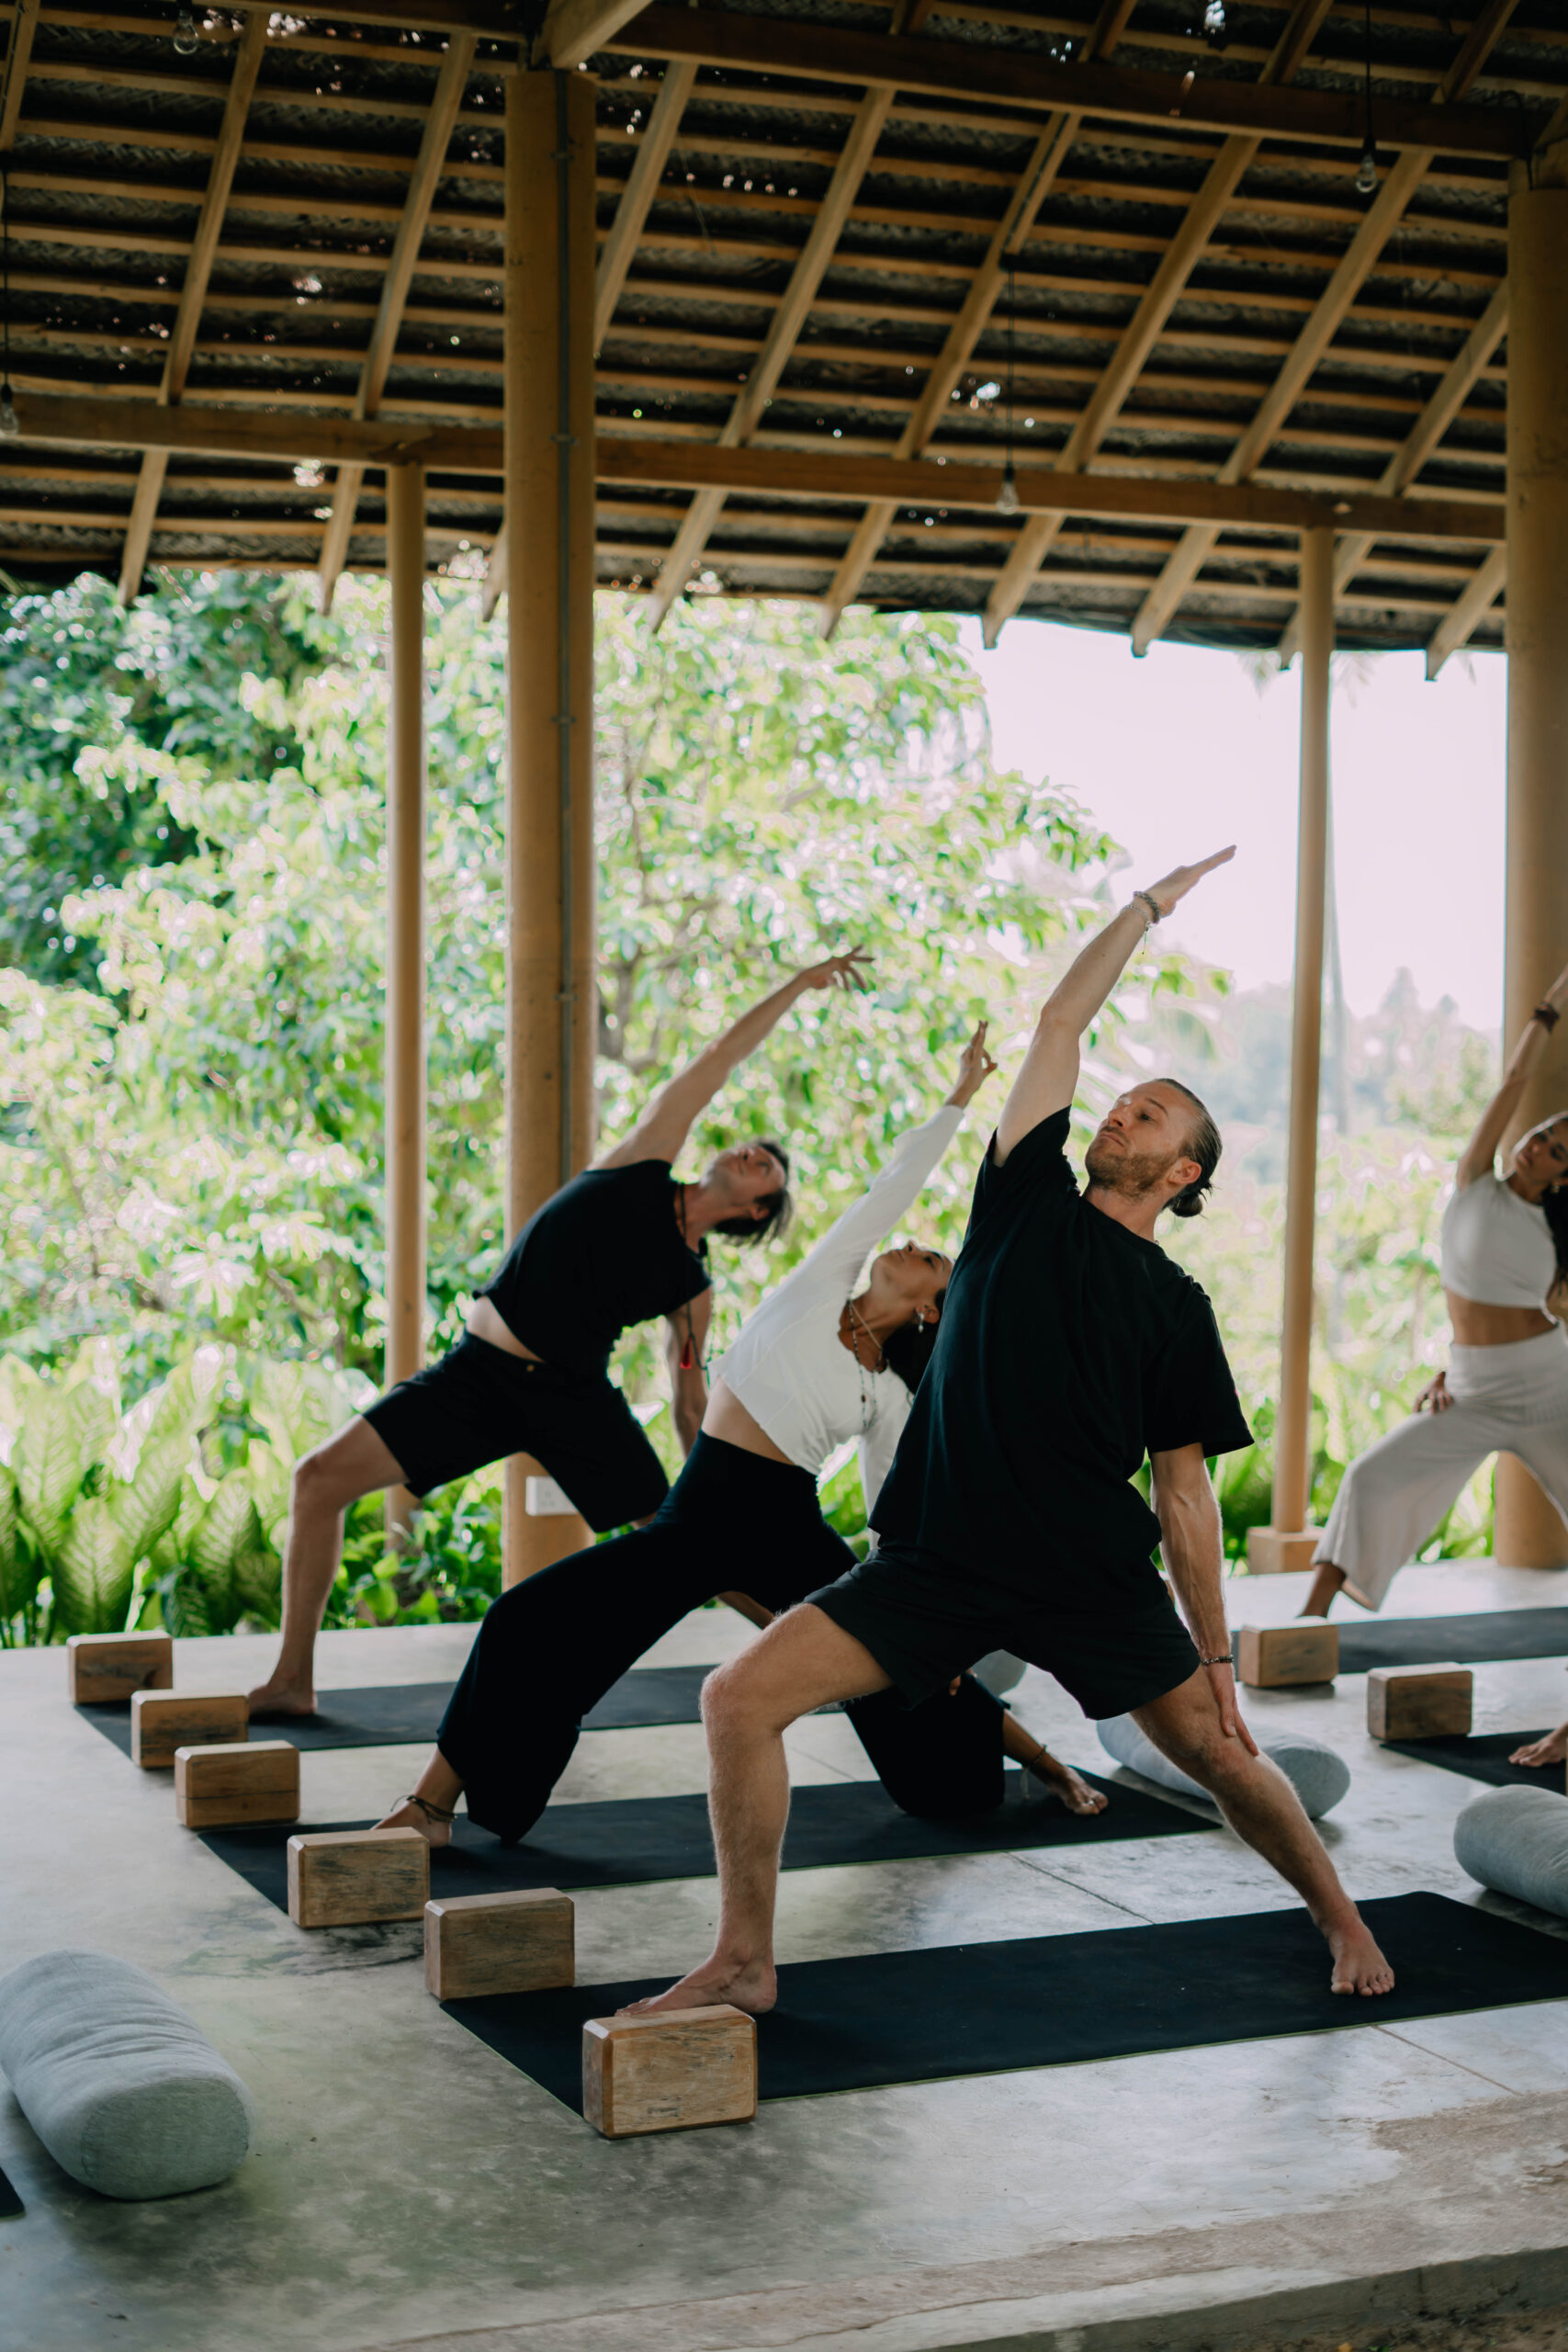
[
  {"xmin": 625, "ymin": 1605, "xmax": 891, "ymax": 2017},
  {"xmin": 1001, "ymin": 1712, "xmax": 1107, "ymax": 1815},
  {"xmin": 247, "ymin": 1417, "xmax": 410, "ymax": 1714},
  {"xmin": 1511, "ymin": 1721, "xmax": 1568, "ymax": 1767},
  {"xmin": 1299, "ymin": 1560, "xmax": 1346, "ymax": 1619},
  {"xmin": 377, "ymin": 1750, "xmax": 465, "ymax": 1847},
  {"xmin": 1134, "ymin": 1669, "xmax": 1394, "ymax": 1996}
]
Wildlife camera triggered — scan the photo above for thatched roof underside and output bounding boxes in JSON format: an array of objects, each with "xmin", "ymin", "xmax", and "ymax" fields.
[{"xmin": 0, "ymin": 0, "xmax": 1562, "ymax": 653}]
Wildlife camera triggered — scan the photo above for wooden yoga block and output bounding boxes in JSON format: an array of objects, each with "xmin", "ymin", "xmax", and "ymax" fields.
[
  {"xmin": 175, "ymin": 1739, "xmax": 300, "ymax": 1829},
  {"xmin": 581, "ymin": 2006, "xmax": 757, "ymax": 2139},
  {"xmin": 423, "ymin": 1889, "xmax": 575, "ymax": 2001},
  {"xmin": 1234, "ymin": 1622, "xmax": 1339, "ymax": 1689},
  {"xmin": 1367, "ymin": 1664, "xmax": 1473, "ymax": 1742},
  {"xmin": 130, "ymin": 1689, "xmax": 248, "ymax": 1769},
  {"xmin": 1245, "ymin": 1528, "xmax": 1324, "ymax": 1577},
  {"xmin": 67, "ymin": 1631, "xmax": 174, "ymax": 1706},
  {"xmin": 287, "ymin": 1829, "xmax": 429, "ymax": 1928}
]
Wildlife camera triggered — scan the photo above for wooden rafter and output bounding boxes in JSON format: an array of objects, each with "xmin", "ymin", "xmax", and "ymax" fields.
[
  {"xmin": 1126, "ymin": 0, "xmax": 1517, "ymax": 656},
  {"xmin": 1275, "ymin": 277, "xmax": 1509, "ymax": 662},
  {"xmin": 0, "ymin": 0, "xmax": 39, "ymax": 161},
  {"xmin": 8, "ymin": 396, "xmax": 1506, "ymax": 543},
  {"xmin": 317, "ymin": 30, "xmax": 476, "ymax": 612},
  {"xmin": 818, "ymin": 0, "xmax": 1135, "ymax": 639},
  {"xmin": 538, "ymin": 0, "xmax": 652, "ymax": 71},
  {"xmin": 643, "ymin": 0, "xmax": 942, "ymax": 629},
  {"xmin": 610, "ymin": 6, "xmax": 1541, "ymax": 159},
  {"xmin": 115, "ymin": 9, "xmax": 268, "ymax": 605},
  {"xmin": 1425, "ymin": 544, "xmax": 1506, "ymax": 678},
  {"xmin": 979, "ymin": 0, "xmax": 1333, "ymax": 645},
  {"xmin": 479, "ymin": 53, "xmax": 694, "ymax": 623}
]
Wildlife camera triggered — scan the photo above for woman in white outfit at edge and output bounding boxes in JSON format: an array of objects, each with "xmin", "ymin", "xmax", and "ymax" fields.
[
  {"xmin": 379, "ymin": 1022, "xmax": 1107, "ymax": 1849},
  {"xmin": 1302, "ymin": 961, "xmax": 1568, "ymax": 1691}
]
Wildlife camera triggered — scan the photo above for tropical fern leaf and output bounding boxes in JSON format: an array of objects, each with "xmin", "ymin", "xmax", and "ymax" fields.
[
  {"xmin": 0, "ymin": 1466, "xmax": 42, "ymax": 1622},
  {"xmin": 107, "ymin": 1432, "xmax": 191, "ymax": 1565},
  {"xmin": 162, "ymin": 1578, "xmax": 214, "ymax": 1640},
  {"xmin": 147, "ymin": 1476, "xmax": 207, "ymax": 1576}
]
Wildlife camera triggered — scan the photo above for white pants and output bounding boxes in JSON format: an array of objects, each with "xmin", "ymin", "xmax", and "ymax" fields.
[{"xmin": 1314, "ymin": 1328, "xmax": 1568, "ymax": 1610}]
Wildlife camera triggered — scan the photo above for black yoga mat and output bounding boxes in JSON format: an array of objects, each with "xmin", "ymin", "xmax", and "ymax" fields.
[
  {"xmin": 0, "ymin": 2163, "xmax": 22, "ymax": 2220},
  {"xmin": 1337, "ymin": 1609, "xmax": 1568, "ymax": 1671},
  {"xmin": 1383, "ymin": 1728, "xmax": 1564, "ymax": 1790},
  {"xmin": 446, "ymin": 1892, "xmax": 1565, "ymax": 2117},
  {"xmin": 79, "ymin": 1662, "xmax": 716, "ymax": 1757},
  {"xmin": 200, "ymin": 1766, "xmax": 1212, "ymax": 1910}
]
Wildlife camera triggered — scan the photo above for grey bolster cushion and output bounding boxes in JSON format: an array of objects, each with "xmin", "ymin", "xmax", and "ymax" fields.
[
  {"xmin": 0, "ymin": 1951, "xmax": 254, "ymax": 2200},
  {"xmin": 1096, "ymin": 1713, "xmax": 1351, "ymax": 1820},
  {"xmin": 1453, "ymin": 1784, "xmax": 1568, "ymax": 1917},
  {"xmin": 972, "ymin": 1650, "xmax": 1027, "ymax": 1700}
]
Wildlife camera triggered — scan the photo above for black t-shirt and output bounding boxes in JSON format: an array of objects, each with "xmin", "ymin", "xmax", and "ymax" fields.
[
  {"xmin": 479, "ymin": 1159, "xmax": 711, "ymax": 1379},
  {"xmin": 871, "ymin": 1108, "xmax": 1252, "ymax": 1601}
]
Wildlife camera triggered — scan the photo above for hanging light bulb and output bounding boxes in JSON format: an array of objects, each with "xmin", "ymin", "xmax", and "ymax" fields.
[
  {"xmin": 0, "ymin": 382, "xmax": 17, "ymax": 439},
  {"xmin": 1354, "ymin": 0, "xmax": 1377, "ymax": 195},
  {"xmin": 996, "ymin": 462, "xmax": 1020, "ymax": 517},
  {"xmin": 1202, "ymin": 0, "xmax": 1225, "ymax": 34},
  {"xmin": 173, "ymin": 0, "xmax": 200, "ymax": 53}
]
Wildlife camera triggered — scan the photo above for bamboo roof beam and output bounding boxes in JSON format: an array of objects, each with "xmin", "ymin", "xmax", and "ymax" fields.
[
  {"xmin": 640, "ymin": 0, "xmax": 961, "ymax": 628},
  {"xmin": 1424, "ymin": 540, "xmax": 1506, "ymax": 677},
  {"xmin": 479, "ymin": 53, "xmax": 694, "ymax": 622},
  {"xmin": 607, "ymin": 6, "xmax": 1543, "ymax": 159},
  {"xmin": 316, "ymin": 28, "xmax": 475, "ymax": 610},
  {"xmin": 115, "ymin": 9, "xmax": 267, "ymax": 605},
  {"xmin": 1273, "ymin": 275, "xmax": 1508, "ymax": 662},
  {"xmin": 978, "ymin": 0, "xmax": 1337, "ymax": 644},
  {"xmin": 817, "ymin": 0, "xmax": 1134, "ymax": 637},
  {"xmin": 538, "ymin": 0, "xmax": 655, "ymax": 71},
  {"xmin": 0, "ymin": 0, "xmax": 39, "ymax": 161},
  {"xmin": 1125, "ymin": 0, "xmax": 1517, "ymax": 657}
]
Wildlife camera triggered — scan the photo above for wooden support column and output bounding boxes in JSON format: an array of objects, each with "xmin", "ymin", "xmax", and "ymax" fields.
[
  {"xmin": 1495, "ymin": 131, "xmax": 1568, "ymax": 1569},
  {"xmin": 1248, "ymin": 527, "xmax": 1333, "ymax": 1575},
  {"xmin": 385, "ymin": 462, "xmax": 428, "ymax": 1544},
  {"xmin": 502, "ymin": 67, "xmax": 596, "ymax": 1587}
]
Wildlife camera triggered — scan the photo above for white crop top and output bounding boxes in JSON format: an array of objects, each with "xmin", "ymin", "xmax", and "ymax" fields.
[
  {"xmin": 1439, "ymin": 1173, "xmax": 1557, "ymax": 1309},
  {"xmin": 716, "ymin": 1104, "xmax": 965, "ymax": 1522}
]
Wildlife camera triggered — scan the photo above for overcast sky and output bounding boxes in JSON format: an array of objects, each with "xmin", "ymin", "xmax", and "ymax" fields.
[{"xmin": 963, "ymin": 616, "xmax": 1507, "ymax": 1035}]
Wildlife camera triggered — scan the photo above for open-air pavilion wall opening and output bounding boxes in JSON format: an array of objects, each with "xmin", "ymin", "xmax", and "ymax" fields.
[{"xmin": 0, "ymin": 0, "xmax": 1563, "ymax": 1578}]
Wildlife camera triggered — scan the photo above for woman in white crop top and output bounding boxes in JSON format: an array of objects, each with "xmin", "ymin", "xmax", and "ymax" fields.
[
  {"xmin": 1304, "ymin": 956, "xmax": 1568, "ymax": 1624},
  {"xmin": 378, "ymin": 1023, "xmax": 1109, "ymax": 1849}
]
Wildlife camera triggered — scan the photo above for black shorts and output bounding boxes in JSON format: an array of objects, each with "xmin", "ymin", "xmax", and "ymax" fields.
[
  {"xmin": 808, "ymin": 1541, "xmax": 1201, "ymax": 1721},
  {"xmin": 361, "ymin": 1334, "xmax": 668, "ymax": 1532}
]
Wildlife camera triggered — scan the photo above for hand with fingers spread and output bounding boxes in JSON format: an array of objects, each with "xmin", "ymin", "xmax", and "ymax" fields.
[
  {"xmin": 1141, "ymin": 846, "xmax": 1237, "ymax": 920},
  {"xmin": 800, "ymin": 947, "xmax": 874, "ymax": 995},
  {"xmin": 1416, "ymin": 1370, "xmax": 1452, "ymax": 1414},
  {"xmin": 946, "ymin": 1019, "xmax": 998, "ymax": 1111}
]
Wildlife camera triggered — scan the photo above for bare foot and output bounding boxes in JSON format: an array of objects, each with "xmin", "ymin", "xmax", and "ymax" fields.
[
  {"xmin": 621, "ymin": 1954, "xmax": 777, "ymax": 2018},
  {"xmin": 1025, "ymin": 1750, "xmax": 1108, "ymax": 1816},
  {"xmin": 375, "ymin": 1798, "xmax": 452, "ymax": 1849},
  {"xmin": 246, "ymin": 1674, "xmax": 317, "ymax": 1718},
  {"xmin": 1510, "ymin": 1726, "xmax": 1568, "ymax": 1768},
  {"xmin": 1328, "ymin": 1916, "xmax": 1395, "ymax": 1996}
]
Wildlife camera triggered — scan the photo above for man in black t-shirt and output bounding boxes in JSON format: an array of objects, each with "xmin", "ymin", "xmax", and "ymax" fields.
[
  {"xmin": 631, "ymin": 853, "xmax": 1396, "ymax": 2021},
  {"xmin": 246, "ymin": 951, "xmax": 869, "ymax": 1717}
]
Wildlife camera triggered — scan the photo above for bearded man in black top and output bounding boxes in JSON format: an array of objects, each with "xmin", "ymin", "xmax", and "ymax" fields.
[
  {"xmin": 632, "ymin": 854, "xmax": 1396, "ymax": 2016},
  {"xmin": 247, "ymin": 951, "xmax": 869, "ymax": 1718}
]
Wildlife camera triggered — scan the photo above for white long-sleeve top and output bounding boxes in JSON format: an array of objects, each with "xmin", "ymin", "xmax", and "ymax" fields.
[{"xmin": 716, "ymin": 1104, "xmax": 966, "ymax": 1521}]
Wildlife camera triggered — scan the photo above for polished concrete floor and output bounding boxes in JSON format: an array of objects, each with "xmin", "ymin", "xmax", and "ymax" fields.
[{"xmin": 6, "ymin": 1561, "xmax": 1568, "ymax": 2352}]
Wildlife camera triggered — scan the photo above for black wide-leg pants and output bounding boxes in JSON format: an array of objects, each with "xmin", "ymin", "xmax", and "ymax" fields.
[{"xmin": 438, "ymin": 1431, "xmax": 1007, "ymax": 1845}]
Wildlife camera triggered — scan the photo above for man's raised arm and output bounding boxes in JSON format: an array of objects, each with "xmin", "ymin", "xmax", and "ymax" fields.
[
  {"xmin": 601, "ymin": 949, "xmax": 871, "ymax": 1170},
  {"xmin": 995, "ymin": 849, "xmax": 1235, "ymax": 1165}
]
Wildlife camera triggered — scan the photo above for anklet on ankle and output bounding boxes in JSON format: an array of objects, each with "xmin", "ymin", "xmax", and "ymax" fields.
[{"xmin": 400, "ymin": 1792, "xmax": 456, "ymax": 1825}]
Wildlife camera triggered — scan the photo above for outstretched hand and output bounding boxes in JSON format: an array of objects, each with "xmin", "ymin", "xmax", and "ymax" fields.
[
  {"xmin": 1144, "ymin": 846, "xmax": 1236, "ymax": 919},
  {"xmin": 799, "ymin": 947, "xmax": 873, "ymax": 995},
  {"xmin": 948, "ymin": 1020, "xmax": 998, "ymax": 1109}
]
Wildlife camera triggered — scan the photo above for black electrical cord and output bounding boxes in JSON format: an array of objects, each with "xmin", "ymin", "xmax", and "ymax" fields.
[
  {"xmin": 1356, "ymin": 0, "xmax": 1379, "ymax": 194},
  {"xmin": 996, "ymin": 261, "xmax": 1020, "ymax": 516},
  {"xmin": 0, "ymin": 168, "xmax": 16, "ymax": 438}
]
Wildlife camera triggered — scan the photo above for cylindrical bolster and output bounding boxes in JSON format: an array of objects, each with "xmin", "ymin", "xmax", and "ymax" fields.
[
  {"xmin": 1096, "ymin": 1714, "xmax": 1350, "ymax": 1820},
  {"xmin": 0, "ymin": 1950, "xmax": 254, "ymax": 2200},
  {"xmin": 1453, "ymin": 1784, "xmax": 1568, "ymax": 1917}
]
